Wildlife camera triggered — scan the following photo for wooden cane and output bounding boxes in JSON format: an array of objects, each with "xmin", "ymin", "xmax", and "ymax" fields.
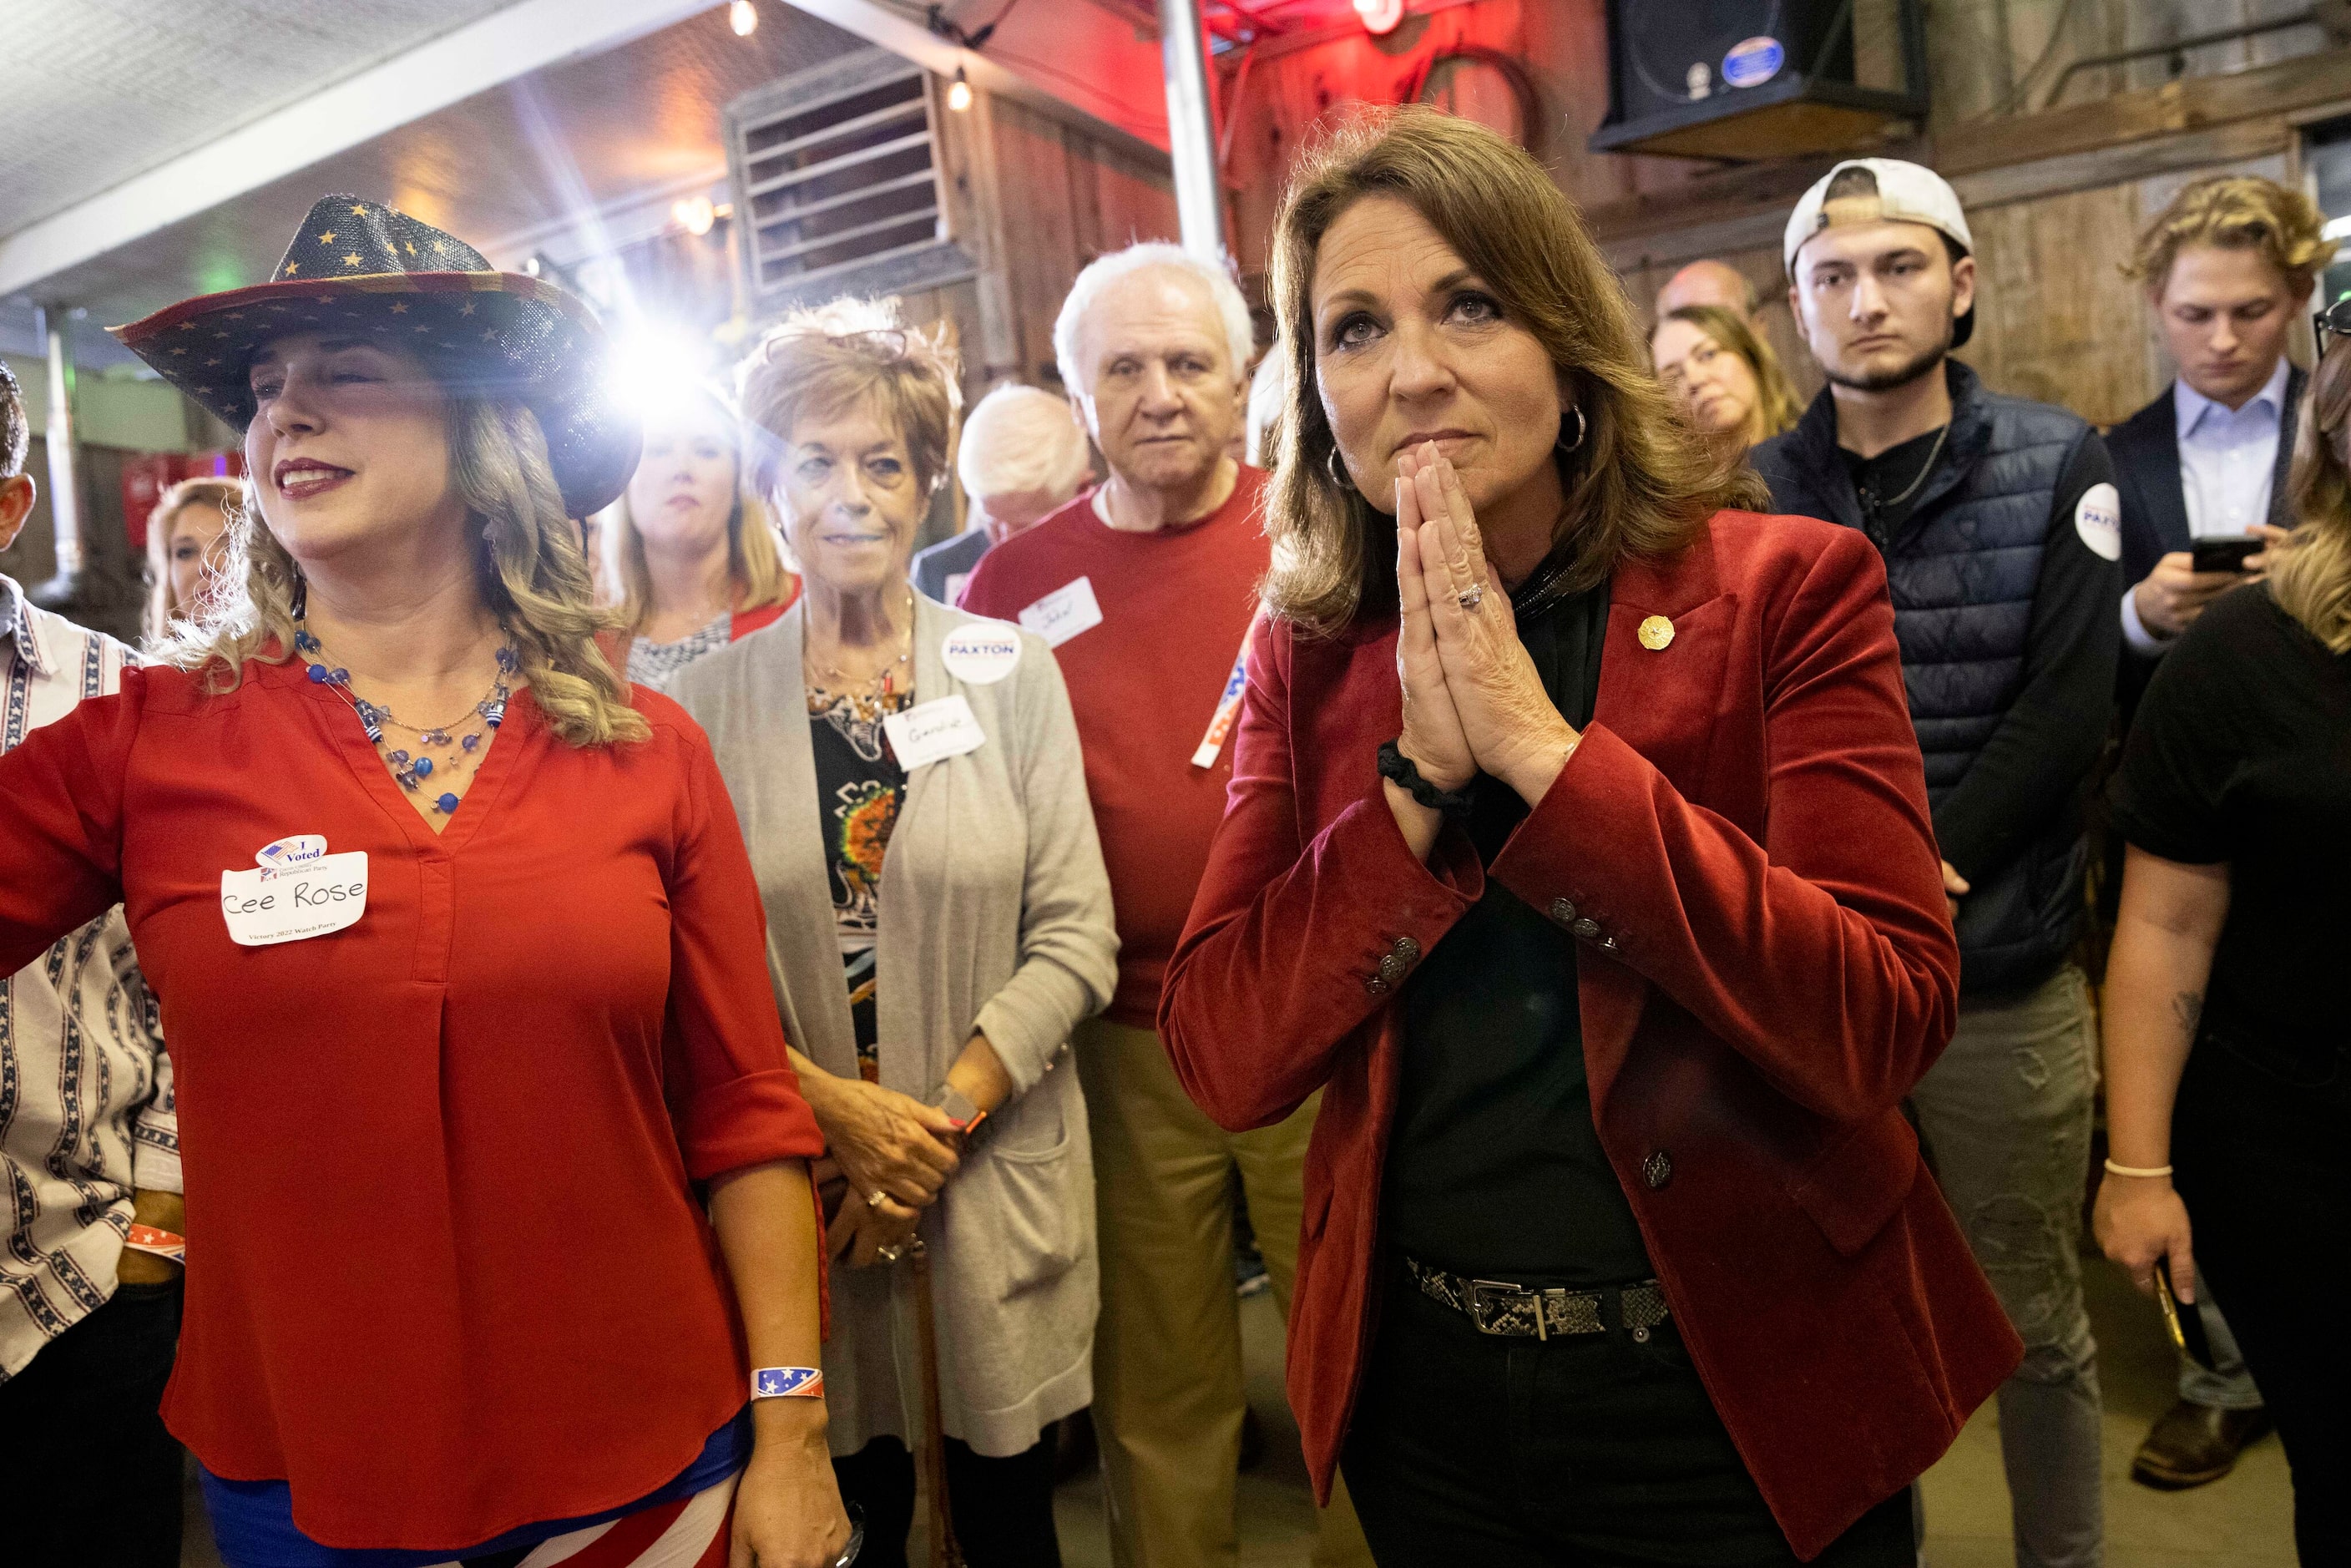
[{"xmin": 908, "ymin": 1238, "xmax": 966, "ymax": 1568}]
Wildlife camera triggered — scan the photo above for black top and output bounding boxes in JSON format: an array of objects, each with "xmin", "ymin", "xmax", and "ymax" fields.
[
  {"xmin": 809, "ymin": 685, "xmax": 913, "ymax": 1080},
  {"xmin": 1385, "ymin": 576, "xmax": 1654, "ymax": 1284},
  {"xmin": 1839, "ymin": 424, "xmax": 1948, "ymax": 542},
  {"xmin": 2110, "ymin": 584, "xmax": 2351, "ymax": 1055}
]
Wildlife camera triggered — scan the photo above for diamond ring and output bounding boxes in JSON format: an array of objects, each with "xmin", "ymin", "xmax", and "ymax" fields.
[{"xmin": 1457, "ymin": 584, "xmax": 1484, "ymax": 611}]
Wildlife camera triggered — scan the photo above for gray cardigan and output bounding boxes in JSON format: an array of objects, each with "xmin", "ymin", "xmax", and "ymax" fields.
[{"xmin": 667, "ymin": 594, "xmax": 1119, "ymax": 1459}]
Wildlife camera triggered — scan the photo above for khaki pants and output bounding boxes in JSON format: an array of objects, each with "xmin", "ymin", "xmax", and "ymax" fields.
[{"xmin": 1075, "ymin": 1016, "xmax": 1373, "ymax": 1568}]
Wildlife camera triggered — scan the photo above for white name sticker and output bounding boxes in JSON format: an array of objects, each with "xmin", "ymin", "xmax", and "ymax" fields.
[
  {"xmin": 1017, "ymin": 577, "xmax": 1104, "ymax": 648},
  {"xmin": 941, "ymin": 622, "xmax": 1023, "ymax": 685},
  {"xmin": 882, "ymin": 695, "xmax": 988, "ymax": 771},
  {"xmin": 2075, "ymin": 482, "xmax": 2122, "ymax": 562},
  {"xmin": 220, "ymin": 852, "xmax": 370, "ymax": 946}
]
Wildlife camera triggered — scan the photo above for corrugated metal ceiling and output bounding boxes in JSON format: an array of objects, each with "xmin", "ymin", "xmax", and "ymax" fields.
[
  {"xmin": 16, "ymin": 3, "xmax": 868, "ymax": 340},
  {"xmin": 3, "ymin": 0, "xmax": 523, "ymax": 235}
]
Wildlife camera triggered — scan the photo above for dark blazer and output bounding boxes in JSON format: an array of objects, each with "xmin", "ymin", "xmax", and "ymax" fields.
[
  {"xmin": 2110, "ymin": 367, "xmax": 2305, "ymax": 588},
  {"xmin": 1160, "ymin": 510, "xmax": 2021, "ymax": 1560},
  {"xmin": 2107, "ymin": 365, "xmax": 2303, "ymax": 706}
]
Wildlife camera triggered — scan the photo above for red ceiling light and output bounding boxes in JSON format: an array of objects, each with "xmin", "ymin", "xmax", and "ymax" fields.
[{"xmin": 1354, "ymin": 0, "xmax": 1404, "ymax": 34}]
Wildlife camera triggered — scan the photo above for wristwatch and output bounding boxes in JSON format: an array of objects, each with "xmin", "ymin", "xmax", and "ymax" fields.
[{"xmin": 928, "ymin": 1082, "xmax": 984, "ymax": 1136}]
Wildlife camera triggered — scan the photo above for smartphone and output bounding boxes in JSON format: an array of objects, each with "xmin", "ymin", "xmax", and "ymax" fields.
[
  {"xmin": 2191, "ymin": 536, "xmax": 2262, "ymax": 574},
  {"xmin": 2152, "ymin": 1256, "xmax": 2217, "ymax": 1373}
]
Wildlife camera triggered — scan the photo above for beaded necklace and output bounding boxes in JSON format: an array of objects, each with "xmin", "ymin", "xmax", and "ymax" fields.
[{"xmin": 295, "ymin": 620, "xmax": 518, "ymax": 816}]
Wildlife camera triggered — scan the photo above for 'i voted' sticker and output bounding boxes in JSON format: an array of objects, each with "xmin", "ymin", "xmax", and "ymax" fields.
[
  {"xmin": 882, "ymin": 695, "xmax": 989, "ymax": 770},
  {"xmin": 942, "ymin": 623, "xmax": 1023, "ymax": 685},
  {"xmin": 221, "ymin": 838, "xmax": 369, "ymax": 947},
  {"xmin": 1018, "ymin": 577, "xmax": 1104, "ymax": 648}
]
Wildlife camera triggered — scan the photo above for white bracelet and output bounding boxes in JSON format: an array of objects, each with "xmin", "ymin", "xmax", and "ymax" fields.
[{"xmin": 2104, "ymin": 1158, "xmax": 2174, "ymax": 1180}]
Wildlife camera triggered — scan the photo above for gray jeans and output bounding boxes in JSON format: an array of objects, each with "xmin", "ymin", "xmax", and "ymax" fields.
[
  {"xmin": 1911, "ymin": 964, "xmax": 2103, "ymax": 1568},
  {"xmin": 2178, "ymin": 1272, "xmax": 2265, "ymax": 1411}
]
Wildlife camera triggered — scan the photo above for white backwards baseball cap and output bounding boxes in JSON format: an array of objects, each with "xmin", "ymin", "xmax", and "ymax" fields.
[{"xmin": 1783, "ymin": 158, "xmax": 1976, "ymax": 346}]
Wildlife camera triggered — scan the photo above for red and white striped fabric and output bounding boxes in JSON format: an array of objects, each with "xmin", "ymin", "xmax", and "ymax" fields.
[{"xmin": 417, "ymin": 1477, "xmax": 734, "ymax": 1568}]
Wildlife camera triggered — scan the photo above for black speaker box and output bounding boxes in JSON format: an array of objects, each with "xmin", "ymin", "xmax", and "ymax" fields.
[{"xmin": 1590, "ymin": 0, "xmax": 1929, "ymax": 162}]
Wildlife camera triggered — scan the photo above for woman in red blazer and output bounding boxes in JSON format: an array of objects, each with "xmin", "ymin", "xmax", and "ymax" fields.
[{"xmin": 1160, "ymin": 110, "xmax": 2020, "ymax": 1566}]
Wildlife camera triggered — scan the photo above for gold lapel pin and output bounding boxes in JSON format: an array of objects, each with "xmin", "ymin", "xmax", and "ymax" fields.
[{"xmin": 1638, "ymin": 615, "xmax": 1675, "ymax": 651}]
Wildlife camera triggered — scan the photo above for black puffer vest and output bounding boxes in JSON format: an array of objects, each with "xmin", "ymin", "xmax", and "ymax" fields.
[{"xmin": 1754, "ymin": 360, "xmax": 2092, "ymax": 996}]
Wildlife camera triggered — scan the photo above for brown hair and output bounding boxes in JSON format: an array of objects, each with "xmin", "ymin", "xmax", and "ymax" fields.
[
  {"xmin": 737, "ymin": 298, "xmax": 961, "ymax": 506},
  {"xmin": 2125, "ymin": 175, "xmax": 2335, "ymax": 296},
  {"xmin": 144, "ymin": 475, "xmax": 245, "ymax": 645},
  {"xmin": 612, "ymin": 390, "xmax": 797, "ymax": 635},
  {"xmin": 1263, "ymin": 107, "xmax": 1762, "ymax": 635},
  {"xmin": 2281, "ymin": 334, "xmax": 2351, "ymax": 652},
  {"xmin": 1656, "ymin": 304, "xmax": 1804, "ymax": 446}
]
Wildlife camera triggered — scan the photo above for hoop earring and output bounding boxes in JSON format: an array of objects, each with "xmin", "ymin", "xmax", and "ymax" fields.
[
  {"xmin": 1326, "ymin": 446, "xmax": 1352, "ymax": 492},
  {"xmin": 1558, "ymin": 407, "xmax": 1588, "ymax": 454}
]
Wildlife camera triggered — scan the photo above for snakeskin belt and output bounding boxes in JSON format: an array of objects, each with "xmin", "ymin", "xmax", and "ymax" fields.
[{"xmin": 1404, "ymin": 1254, "xmax": 1671, "ymax": 1343}]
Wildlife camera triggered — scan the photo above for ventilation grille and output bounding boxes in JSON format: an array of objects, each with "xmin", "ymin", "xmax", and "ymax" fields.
[{"xmin": 729, "ymin": 51, "xmax": 968, "ymax": 310}]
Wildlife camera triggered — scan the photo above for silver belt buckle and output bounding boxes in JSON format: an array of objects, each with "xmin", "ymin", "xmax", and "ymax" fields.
[{"xmin": 1466, "ymin": 1278, "xmax": 1546, "ymax": 1339}]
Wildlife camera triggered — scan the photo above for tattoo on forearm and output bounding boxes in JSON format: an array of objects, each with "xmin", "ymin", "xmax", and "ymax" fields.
[{"xmin": 2172, "ymin": 990, "xmax": 2204, "ymax": 1039}]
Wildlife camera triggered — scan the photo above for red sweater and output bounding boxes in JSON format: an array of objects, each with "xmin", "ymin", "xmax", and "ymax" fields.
[
  {"xmin": 0, "ymin": 656, "xmax": 824, "ymax": 1550},
  {"xmin": 961, "ymin": 466, "xmax": 1269, "ymax": 1027}
]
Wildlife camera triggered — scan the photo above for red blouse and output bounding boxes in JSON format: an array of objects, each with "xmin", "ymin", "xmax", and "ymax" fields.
[{"xmin": 0, "ymin": 654, "xmax": 824, "ymax": 1551}]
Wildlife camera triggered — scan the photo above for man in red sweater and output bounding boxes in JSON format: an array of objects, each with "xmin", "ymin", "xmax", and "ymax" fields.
[{"xmin": 962, "ymin": 245, "xmax": 1368, "ymax": 1568}]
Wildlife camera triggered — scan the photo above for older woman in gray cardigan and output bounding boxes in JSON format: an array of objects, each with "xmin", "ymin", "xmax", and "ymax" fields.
[{"xmin": 669, "ymin": 308, "xmax": 1117, "ymax": 1565}]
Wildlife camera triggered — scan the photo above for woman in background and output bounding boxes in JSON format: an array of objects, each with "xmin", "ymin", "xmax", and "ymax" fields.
[
  {"xmin": 1649, "ymin": 303, "xmax": 1801, "ymax": 460},
  {"xmin": 614, "ymin": 387, "xmax": 799, "ymax": 685},
  {"xmin": 2097, "ymin": 316, "xmax": 2351, "ymax": 1565},
  {"xmin": 142, "ymin": 475, "xmax": 240, "ymax": 643}
]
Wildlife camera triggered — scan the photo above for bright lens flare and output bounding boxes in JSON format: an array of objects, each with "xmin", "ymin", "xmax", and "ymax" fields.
[
  {"xmin": 608, "ymin": 331, "xmax": 721, "ymax": 422},
  {"xmin": 729, "ymin": 0, "xmax": 757, "ymax": 37}
]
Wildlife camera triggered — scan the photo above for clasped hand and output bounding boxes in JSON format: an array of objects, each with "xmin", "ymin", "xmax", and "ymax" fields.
[
  {"xmin": 1393, "ymin": 443, "xmax": 1580, "ymax": 807},
  {"xmin": 806, "ymin": 1075, "xmax": 958, "ymax": 1267}
]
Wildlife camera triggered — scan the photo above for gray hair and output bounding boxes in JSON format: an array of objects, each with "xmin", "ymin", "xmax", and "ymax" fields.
[
  {"xmin": 957, "ymin": 383, "xmax": 1092, "ymax": 500},
  {"xmin": 1052, "ymin": 241, "xmax": 1254, "ymax": 393}
]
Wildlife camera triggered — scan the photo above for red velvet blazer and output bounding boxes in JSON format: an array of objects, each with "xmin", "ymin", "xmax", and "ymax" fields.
[{"xmin": 1160, "ymin": 509, "xmax": 2022, "ymax": 1560}]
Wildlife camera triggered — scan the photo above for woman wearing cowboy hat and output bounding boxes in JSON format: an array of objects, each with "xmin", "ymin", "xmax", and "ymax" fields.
[{"xmin": 0, "ymin": 197, "xmax": 854, "ymax": 1568}]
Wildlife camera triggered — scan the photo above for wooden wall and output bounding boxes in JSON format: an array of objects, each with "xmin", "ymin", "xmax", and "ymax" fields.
[{"xmin": 1209, "ymin": 0, "xmax": 2350, "ymax": 432}]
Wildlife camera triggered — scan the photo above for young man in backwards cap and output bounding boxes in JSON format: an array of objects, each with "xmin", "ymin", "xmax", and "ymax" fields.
[{"xmin": 1753, "ymin": 159, "xmax": 2120, "ymax": 1568}]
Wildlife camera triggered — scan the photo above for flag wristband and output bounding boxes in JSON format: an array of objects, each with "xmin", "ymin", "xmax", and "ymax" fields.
[
  {"xmin": 751, "ymin": 1366, "xmax": 824, "ymax": 1401},
  {"xmin": 124, "ymin": 1223, "xmax": 186, "ymax": 1264}
]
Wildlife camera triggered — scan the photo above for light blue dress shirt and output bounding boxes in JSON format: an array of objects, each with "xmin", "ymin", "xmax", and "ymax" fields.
[{"xmin": 2121, "ymin": 356, "xmax": 2290, "ymax": 655}]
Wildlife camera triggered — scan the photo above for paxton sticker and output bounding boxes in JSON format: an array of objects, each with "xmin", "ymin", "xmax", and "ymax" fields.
[{"xmin": 1722, "ymin": 35, "xmax": 1786, "ymax": 89}]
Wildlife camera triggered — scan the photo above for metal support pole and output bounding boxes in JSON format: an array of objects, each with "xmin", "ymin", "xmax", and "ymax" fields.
[
  {"xmin": 35, "ymin": 308, "xmax": 84, "ymax": 604},
  {"xmin": 1157, "ymin": 0, "xmax": 1225, "ymax": 261}
]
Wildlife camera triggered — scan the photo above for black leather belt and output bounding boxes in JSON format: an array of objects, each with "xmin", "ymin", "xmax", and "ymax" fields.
[{"xmin": 1404, "ymin": 1254, "xmax": 1671, "ymax": 1343}]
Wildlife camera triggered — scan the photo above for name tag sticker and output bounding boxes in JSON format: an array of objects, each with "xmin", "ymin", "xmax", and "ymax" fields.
[
  {"xmin": 2075, "ymin": 482, "xmax": 2122, "ymax": 562},
  {"xmin": 1018, "ymin": 577, "xmax": 1104, "ymax": 648},
  {"xmin": 220, "ymin": 851, "xmax": 369, "ymax": 946},
  {"xmin": 882, "ymin": 695, "xmax": 988, "ymax": 771},
  {"xmin": 941, "ymin": 623, "xmax": 1023, "ymax": 685}
]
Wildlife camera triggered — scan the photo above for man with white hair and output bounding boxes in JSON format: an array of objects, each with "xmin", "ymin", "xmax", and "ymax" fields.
[
  {"xmin": 913, "ymin": 382, "xmax": 1092, "ymax": 604},
  {"xmin": 963, "ymin": 243, "xmax": 1369, "ymax": 1568}
]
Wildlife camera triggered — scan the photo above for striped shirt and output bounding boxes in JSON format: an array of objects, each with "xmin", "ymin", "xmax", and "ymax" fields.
[{"xmin": 0, "ymin": 574, "xmax": 176, "ymax": 1382}]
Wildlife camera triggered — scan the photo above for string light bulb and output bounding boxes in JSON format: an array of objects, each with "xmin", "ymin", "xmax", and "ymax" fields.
[
  {"xmin": 947, "ymin": 66, "xmax": 973, "ymax": 113},
  {"xmin": 672, "ymin": 196, "xmax": 717, "ymax": 236},
  {"xmin": 729, "ymin": 0, "xmax": 757, "ymax": 38},
  {"xmin": 1353, "ymin": 0, "xmax": 1404, "ymax": 34}
]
